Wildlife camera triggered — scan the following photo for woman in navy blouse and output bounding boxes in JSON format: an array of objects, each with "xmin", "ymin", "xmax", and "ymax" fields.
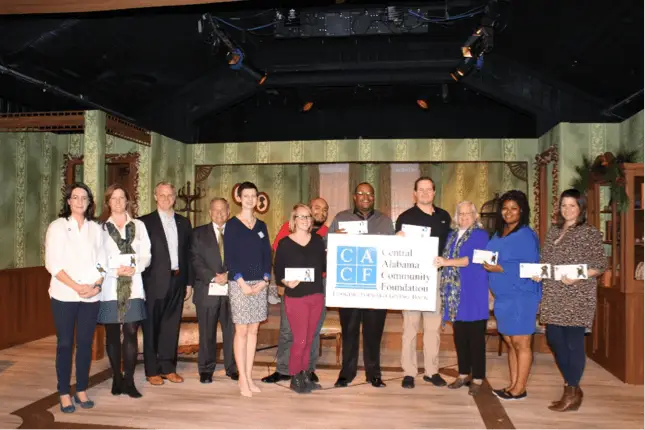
[
  {"xmin": 484, "ymin": 190, "xmax": 541, "ymax": 401},
  {"xmin": 224, "ymin": 181, "xmax": 272, "ymax": 397},
  {"xmin": 434, "ymin": 201, "xmax": 489, "ymax": 396}
]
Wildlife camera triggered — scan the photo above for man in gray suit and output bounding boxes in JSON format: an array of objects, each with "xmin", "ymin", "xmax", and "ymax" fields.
[{"xmin": 190, "ymin": 197, "xmax": 238, "ymax": 383}]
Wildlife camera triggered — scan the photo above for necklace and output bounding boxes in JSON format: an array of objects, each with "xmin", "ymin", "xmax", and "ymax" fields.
[{"xmin": 240, "ymin": 215, "xmax": 255, "ymax": 229}]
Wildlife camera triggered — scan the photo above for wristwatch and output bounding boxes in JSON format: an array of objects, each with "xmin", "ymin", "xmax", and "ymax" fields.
[{"xmin": 94, "ymin": 283, "xmax": 102, "ymax": 291}]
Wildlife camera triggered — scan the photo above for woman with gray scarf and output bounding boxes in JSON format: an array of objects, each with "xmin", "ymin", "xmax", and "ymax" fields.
[
  {"xmin": 98, "ymin": 184, "xmax": 151, "ymax": 398},
  {"xmin": 434, "ymin": 201, "xmax": 490, "ymax": 396}
]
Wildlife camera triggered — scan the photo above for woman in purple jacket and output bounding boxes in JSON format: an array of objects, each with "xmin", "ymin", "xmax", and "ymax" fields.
[{"xmin": 434, "ymin": 201, "xmax": 490, "ymax": 396}]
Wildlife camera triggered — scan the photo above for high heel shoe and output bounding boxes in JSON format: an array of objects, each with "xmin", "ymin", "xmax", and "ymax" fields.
[
  {"xmin": 59, "ymin": 396, "xmax": 75, "ymax": 414},
  {"xmin": 73, "ymin": 393, "xmax": 95, "ymax": 409}
]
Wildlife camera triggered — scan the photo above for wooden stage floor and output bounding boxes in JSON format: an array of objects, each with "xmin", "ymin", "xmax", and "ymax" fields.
[{"xmin": 0, "ymin": 311, "xmax": 642, "ymax": 429}]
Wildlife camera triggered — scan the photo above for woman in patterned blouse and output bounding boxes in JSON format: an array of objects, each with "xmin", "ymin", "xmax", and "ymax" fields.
[{"xmin": 537, "ymin": 189, "xmax": 606, "ymax": 412}]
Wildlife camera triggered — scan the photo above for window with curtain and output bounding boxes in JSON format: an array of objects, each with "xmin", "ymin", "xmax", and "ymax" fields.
[
  {"xmin": 319, "ymin": 163, "xmax": 350, "ymax": 225},
  {"xmin": 390, "ymin": 163, "xmax": 420, "ymax": 222}
]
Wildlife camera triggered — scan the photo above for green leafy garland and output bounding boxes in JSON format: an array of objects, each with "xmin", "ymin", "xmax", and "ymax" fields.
[{"xmin": 572, "ymin": 149, "xmax": 639, "ymax": 212}]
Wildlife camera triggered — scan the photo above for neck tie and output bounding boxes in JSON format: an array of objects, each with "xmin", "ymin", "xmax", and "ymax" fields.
[{"xmin": 217, "ymin": 226, "xmax": 224, "ymax": 261}]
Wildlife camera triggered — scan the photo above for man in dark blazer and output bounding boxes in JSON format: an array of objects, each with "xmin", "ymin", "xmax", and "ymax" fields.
[
  {"xmin": 139, "ymin": 181, "xmax": 192, "ymax": 386},
  {"xmin": 190, "ymin": 197, "xmax": 238, "ymax": 383}
]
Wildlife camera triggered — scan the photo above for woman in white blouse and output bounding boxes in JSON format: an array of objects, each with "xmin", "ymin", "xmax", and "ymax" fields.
[
  {"xmin": 45, "ymin": 182, "xmax": 105, "ymax": 413},
  {"xmin": 97, "ymin": 184, "xmax": 151, "ymax": 399}
]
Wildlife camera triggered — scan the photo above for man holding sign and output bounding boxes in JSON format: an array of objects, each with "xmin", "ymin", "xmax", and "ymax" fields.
[
  {"xmin": 328, "ymin": 182, "xmax": 394, "ymax": 388},
  {"xmin": 189, "ymin": 197, "xmax": 238, "ymax": 384},
  {"xmin": 395, "ymin": 177, "xmax": 451, "ymax": 389}
]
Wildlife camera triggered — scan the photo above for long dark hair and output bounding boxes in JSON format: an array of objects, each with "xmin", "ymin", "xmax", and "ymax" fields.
[
  {"xmin": 556, "ymin": 188, "xmax": 587, "ymax": 228},
  {"xmin": 494, "ymin": 190, "xmax": 530, "ymax": 237},
  {"xmin": 59, "ymin": 182, "xmax": 96, "ymax": 221},
  {"xmin": 99, "ymin": 183, "xmax": 132, "ymax": 226}
]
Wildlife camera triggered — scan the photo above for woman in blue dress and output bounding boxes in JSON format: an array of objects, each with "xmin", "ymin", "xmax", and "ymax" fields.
[{"xmin": 484, "ymin": 190, "xmax": 540, "ymax": 401}]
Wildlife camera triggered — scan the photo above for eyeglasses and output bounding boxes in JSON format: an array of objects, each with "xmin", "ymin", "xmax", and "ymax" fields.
[
  {"xmin": 294, "ymin": 215, "xmax": 312, "ymax": 220},
  {"xmin": 355, "ymin": 192, "xmax": 374, "ymax": 197}
]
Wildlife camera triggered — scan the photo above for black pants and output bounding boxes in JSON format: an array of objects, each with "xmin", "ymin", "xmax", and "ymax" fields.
[
  {"xmin": 453, "ymin": 319, "xmax": 487, "ymax": 380},
  {"xmin": 50, "ymin": 299, "xmax": 100, "ymax": 395},
  {"xmin": 142, "ymin": 277, "xmax": 184, "ymax": 376},
  {"xmin": 546, "ymin": 324, "xmax": 586, "ymax": 387},
  {"xmin": 105, "ymin": 322, "xmax": 140, "ymax": 383},
  {"xmin": 196, "ymin": 298, "xmax": 237, "ymax": 375},
  {"xmin": 338, "ymin": 307, "xmax": 387, "ymax": 381}
]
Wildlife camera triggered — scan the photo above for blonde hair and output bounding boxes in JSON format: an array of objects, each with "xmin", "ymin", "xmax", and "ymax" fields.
[
  {"xmin": 154, "ymin": 181, "xmax": 176, "ymax": 196},
  {"xmin": 451, "ymin": 200, "xmax": 483, "ymax": 229},
  {"xmin": 289, "ymin": 204, "xmax": 313, "ymax": 233}
]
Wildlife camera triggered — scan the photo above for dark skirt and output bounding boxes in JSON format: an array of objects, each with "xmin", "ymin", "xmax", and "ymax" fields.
[{"xmin": 98, "ymin": 298, "xmax": 146, "ymax": 324}]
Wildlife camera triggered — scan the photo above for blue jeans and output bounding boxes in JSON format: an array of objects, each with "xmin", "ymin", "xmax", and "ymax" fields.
[
  {"xmin": 546, "ymin": 324, "xmax": 586, "ymax": 387},
  {"xmin": 51, "ymin": 299, "xmax": 100, "ymax": 395}
]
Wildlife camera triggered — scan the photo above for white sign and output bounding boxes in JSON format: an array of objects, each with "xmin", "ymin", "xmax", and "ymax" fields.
[
  {"xmin": 208, "ymin": 283, "xmax": 228, "ymax": 296},
  {"xmin": 326, "ymin": 234, "xmax": 439, "ymax": 312},
  {"xmin": 472, "ymin": 249, "xmax": 498, "ymax": 265},
  {"xmin": 108, "ymin": 254, "xmax": 136, "ymax": 269}
]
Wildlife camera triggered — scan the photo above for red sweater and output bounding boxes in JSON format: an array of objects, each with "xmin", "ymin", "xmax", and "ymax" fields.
[{"xmin": 272, "ymin": 221, "xmax": 329, "ymax": 252}]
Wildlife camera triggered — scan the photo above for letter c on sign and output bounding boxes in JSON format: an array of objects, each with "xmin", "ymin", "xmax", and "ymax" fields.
[
  {"xmin": 340, "ymin": 248, "xmax": 354, "ymax": 263},
  {"xmin": 340, "ymin": 267, "xmax": 353, "ymax": 281}
]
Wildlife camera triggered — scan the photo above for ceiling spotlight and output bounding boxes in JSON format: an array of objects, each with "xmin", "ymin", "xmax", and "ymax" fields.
[
  {"xmin": 450, "ymin": 57, "xmax": 477, "ymax": 82},
  {"xmin": 461, "ymin": 28, "xmax": 485, "ymax": 58},
  {"xmin": 416, "ymin": 99, "xmax": 429, "ymax": 110},
  {"xmin": 302, "ymin": 101, "xmax": 314, "ymax": 112},
  {"xmin": 227, "ymin": 49, "xmax": 267, "ymax": 85}
]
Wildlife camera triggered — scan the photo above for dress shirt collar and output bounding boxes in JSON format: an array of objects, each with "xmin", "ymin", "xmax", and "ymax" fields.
[
  {"xmin": 353, "ymin": 207, "xmax": 375, "ymax": 220},
  {"xmin": 158, "ymin": 210, "xmax": 175, "ymax": 222},
  {"xmin": 212, "ymin": 222, "xmax": 226, "ymax": 234}
]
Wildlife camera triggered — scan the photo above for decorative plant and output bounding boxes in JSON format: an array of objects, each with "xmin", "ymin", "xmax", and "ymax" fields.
[{"xmin": 571, "ymin": 149, "xmax": 639, "ymax": 212}]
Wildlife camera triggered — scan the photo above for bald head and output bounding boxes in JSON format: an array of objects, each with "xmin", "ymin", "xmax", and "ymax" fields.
[{"xmin": 309, "ymin": 197, "xmax": 329, "ymax": 225}]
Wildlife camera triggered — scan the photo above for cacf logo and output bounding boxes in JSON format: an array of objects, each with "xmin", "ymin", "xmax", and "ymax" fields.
[{"xmin": 336, "ymin": 246, "xmax": 377, "ymax": 289}]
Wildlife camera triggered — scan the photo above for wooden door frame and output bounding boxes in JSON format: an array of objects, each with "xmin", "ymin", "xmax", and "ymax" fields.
[
  {"xmin": 533, "ymin": 146, "xmax": 559, "ymax": 244},
  {"xmin": 63, "ymin": 152, "xmax": 140, "ymax": 216}
]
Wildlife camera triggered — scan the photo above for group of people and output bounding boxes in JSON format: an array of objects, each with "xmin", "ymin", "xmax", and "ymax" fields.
[{"xmin": 45, "ymin": 175, "xmax": 605, "ymax": 414}]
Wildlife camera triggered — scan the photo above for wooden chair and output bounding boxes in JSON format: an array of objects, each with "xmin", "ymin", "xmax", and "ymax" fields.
[{"xmin": 319, "ymin": 318, "xmax": 342, "ymax": 366}]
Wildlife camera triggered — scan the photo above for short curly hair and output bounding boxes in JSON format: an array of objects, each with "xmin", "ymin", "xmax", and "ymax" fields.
[{"xmin": 494, "ymin": 190, "xmax": 531, "ymax": 237}]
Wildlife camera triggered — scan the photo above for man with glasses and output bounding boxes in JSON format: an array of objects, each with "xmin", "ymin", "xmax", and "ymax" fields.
[
  {"xmin": 395, "ymin": 176, "xmax": 451, "ymax": 389},
  {"xmin": 139, "ymin": 182, "xmax": 193, "ymax": 386},
  {"xmin": 329, "ymin": 182, "xmax": 394, "ymax": 388},
  {"xmin": 262, "ymin": 198, "xmax": 330, "ymax": 385}
]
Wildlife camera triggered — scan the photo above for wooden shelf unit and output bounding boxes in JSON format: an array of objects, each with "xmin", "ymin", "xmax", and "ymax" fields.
[{"xmin": 586, "ymin": 163, "xmax": 644, "ymax": 385}]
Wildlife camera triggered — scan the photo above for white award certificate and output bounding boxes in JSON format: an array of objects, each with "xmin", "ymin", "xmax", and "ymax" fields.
[
  {"xmin": 520, "ymin": 263, "xmax": 551, "ymax": 279},
  {"xmin": 284, "ymin": 268, "xmax": 315, "ymax": 282},
  {"xmin": 472, "ymin": 249, "xmax": 499, "ymax": 265},
  {"xmin": 108, "ymin": 254, "xmax": 136, "ymax": 269},
  {"xmin": 338, "ymin": 220, "xmax": 368, "ymax": 235},
  {"xmin": 554, "ymin": 264, "xmax": 588, "ymax": 280},
  {"xmin": 401, "ymin": 224, "xmax": 431, "ymax": 238}
]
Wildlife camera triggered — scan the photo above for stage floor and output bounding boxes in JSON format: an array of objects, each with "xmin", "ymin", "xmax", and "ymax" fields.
[{"xmin": 0, "ymin": 333, "xmax": 642, "ymax": 429}]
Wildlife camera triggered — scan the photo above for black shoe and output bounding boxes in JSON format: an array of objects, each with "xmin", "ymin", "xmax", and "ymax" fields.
[
  {"xmin": 290, "ymin": 372, "xmax": 311, "ymax": 394},
  {"xmin": 304, "ymin": 371, "xmax": 322, "ymax": 390},
  {"xmin": 334, "ymin": 377, "xmax": 349, "ymax": 388},
  {"xmin": 111, "ymin": 374, "xmax": 123, "ymax": 396},
  {"xmin": 261, "ymin": 371, "xmax": 290, "ymax": 383},
  {"xmin": 199, "ymin": 373, "xmax": 213, "ymax": 384},
  {"xmin": 423, "ymin": 373, "xmax": 447, "ymax": 387},
  {"xmin": 369, "ymin": 377, "xmax": 386, "ymax": 388},
  {"xmin": 308, "ymin": 371, "xmax": 319, "ymax": 383},
  {"xmin": 123, "ymin": 379, "xmax": 143, "ymax": 399},
  {"xmin": 402, "ymin": 376, "xmax": 415, "ymax": 389},
  {"xmin": 226, "ymin": 371, "xmax": 240, "ymax": 381}
]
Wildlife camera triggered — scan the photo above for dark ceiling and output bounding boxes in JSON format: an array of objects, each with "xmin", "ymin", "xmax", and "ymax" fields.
[{"xmin": 0, "ymin": 0, "xmax": 642, "ymax": 143}]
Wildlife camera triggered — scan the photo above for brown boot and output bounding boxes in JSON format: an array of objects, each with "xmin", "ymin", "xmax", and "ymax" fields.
[
  {"xmin": 548, "ymin": 386, "xmax": 579, "ymax": 412},
  {"xmin": 550, "ymin": 385, "xmax": 567, "ymax": 406}
]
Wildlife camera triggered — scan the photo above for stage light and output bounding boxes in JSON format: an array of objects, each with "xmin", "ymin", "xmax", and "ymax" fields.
[
  {"xmin": 416, "ymin": 99, "xmax": 429, "ymax": 110},
  {"xmin": 227, "ymin": 49, "xmax": 268, "ymax": 85},
  {"xmin": 461, "ymin": 28, "xmax": 484, "ymax": 58},
  {"xmin": 302, "ymin": 101, "xmax": 314, "ymax": 112},
  {"xmin": 450, "ymin": 57, "xmax": 476, "ymax": 82}
]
